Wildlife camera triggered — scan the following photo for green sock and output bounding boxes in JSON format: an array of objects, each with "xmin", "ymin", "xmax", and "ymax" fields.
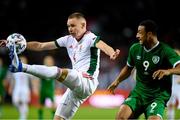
[
  {"xmin": 38, "ymin": 109, "xmax": 43, "ymax": 120},
  {"xmin": 0, "ymin": 105, "xmax": 2, "ymax": 118},
  {"xmin": 51, "ymin": 110, "xmax": 55, "ymax": 119}
]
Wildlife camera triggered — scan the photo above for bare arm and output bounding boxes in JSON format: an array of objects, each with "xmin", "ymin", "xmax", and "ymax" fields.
[
  {"xmin": 107, "ymin": 65, "xmax": 133, "ymax": 94},
  {"xmin": 0, "ymin": 39, "xmax": 7, "ymax": 47},
  {"xmin": 27, "ymin": 41, "xmax": 58, "ymax": 51},
  {"xmin": 153, "ymin": 63, "xmax": 180, "ymax": 80},
  {"xmin": 96, "ymin": 40, "xmax": 120, "ymax": 60}
]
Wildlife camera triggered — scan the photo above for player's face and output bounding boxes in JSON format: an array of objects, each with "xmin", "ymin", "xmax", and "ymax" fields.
[
  {"xmin": 136, "ymin": 26, "xmax": 147, "ymax": 45},
  {"xmin": 44, "ymin": 56, "xmax": 54, "ymax": 66},
  {"xmin": 67, "ymin": 18, "xmax": 85, "ymax": 39},
  {"xmin": 20, "ymin": 56, "xmax": 28, "ymax": 64}
]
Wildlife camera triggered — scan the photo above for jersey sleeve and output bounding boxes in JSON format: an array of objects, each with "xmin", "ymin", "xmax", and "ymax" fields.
[
  {"xmin": 88, "ymin": 32, "xmax": 100, "ymax": 47},
  {"xmin": 127, "ymin": 44, "xmax": 136, "ymax": 67},
  {"xmin": 164, "ymin": 46, "xmax": 180, "ymax": 68},
  {"xmin": 54, "ymin": 36, "xmax": 69, "ymax": 48},
  {"xmin": 92, "ymin": 36, "xmax": 100, "ymax": 47}
]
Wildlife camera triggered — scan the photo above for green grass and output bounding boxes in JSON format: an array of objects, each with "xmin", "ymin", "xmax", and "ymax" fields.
[
  {"xmin": 74, "ymin": 106, "xmax": 118, "ymax": 120},
  {"xmin": 1, "ymin": 104, "xmax": 180, "ymax": 120}
]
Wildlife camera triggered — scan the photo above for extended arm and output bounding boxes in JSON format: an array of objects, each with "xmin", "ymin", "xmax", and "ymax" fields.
[
  {"xmin": 107, "ymin": 65, "xmax": 133, "ymax": 94},
  {"xmin": 96, "ymin": 40, "xmax": 120, "ymax": 60},
  {"xmin": 1, "ymin": 39, "xmax": 58, "ymax": 51},
  {"xmin": 27, "ymin": 41, "xmax": 57, "ymax": 51},
  {"xmin": 153, "ymin": 63, "xmax": 180, "ymax": 80}
]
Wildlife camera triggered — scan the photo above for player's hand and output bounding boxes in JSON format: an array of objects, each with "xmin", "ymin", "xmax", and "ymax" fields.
[
  {"xmin": 107, "ymin": 81, "xmax": 119, "ymax": 94},
  {"xmin": 152, "ymin": 69, "xmax": 171, "ymax": 80},
  {"xmin": 110, "ymin": 49, "xmax": 120, "ymax": 60},
  {"xmin": 0, "ymin": 39, "xmax": 7, "ymax": 47}
]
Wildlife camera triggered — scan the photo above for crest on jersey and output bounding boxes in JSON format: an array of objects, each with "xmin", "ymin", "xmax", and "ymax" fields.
[{"xmin": 152, "ymin": 56, "xmax": 160, "ymax": 64}]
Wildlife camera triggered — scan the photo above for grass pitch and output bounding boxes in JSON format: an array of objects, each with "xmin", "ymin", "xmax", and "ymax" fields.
[{"xmin": 1, "ymin": 104, "xmax": 180, "ymax": 120}]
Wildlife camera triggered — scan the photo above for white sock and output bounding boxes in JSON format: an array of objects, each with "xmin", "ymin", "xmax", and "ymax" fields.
[
  {"xmin": 167, "ymin": 108, "xmax": 174, "ymax": 119},
  {"xmin": 22, "ymin": 63, "xmax": 61, "ymax": 79},
  {"xmin": 19, "ymin": 103, "xmax": 28, "ymax": 120}
]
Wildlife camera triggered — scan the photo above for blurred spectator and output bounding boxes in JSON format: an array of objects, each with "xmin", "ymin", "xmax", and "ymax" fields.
[
  {"xmin": 0, "ymin": 58, "xmax": 8, "ymax": 118},
  {"xmin": 38, "ymin": 55, "xmax": 56, "ymax": 120},
  {"xmin": 167, "ymin": 49, "xmax": 180, "ymax": 119},
  {"xmin": 8, "ymin": 55, "xmax": 35, "ymax": 120}
]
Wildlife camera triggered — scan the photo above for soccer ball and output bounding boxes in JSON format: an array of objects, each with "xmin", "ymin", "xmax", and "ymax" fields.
[{"xmin": 6, "ymin": 33, "xmax": 27, "ymax": 54}]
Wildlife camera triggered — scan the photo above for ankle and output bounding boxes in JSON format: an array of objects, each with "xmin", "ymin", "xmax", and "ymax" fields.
[{"xmin": 22, "ymin": 63, "xmax": 28, "ymax": 72}]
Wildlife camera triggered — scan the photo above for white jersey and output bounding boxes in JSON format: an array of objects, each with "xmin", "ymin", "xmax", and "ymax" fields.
[{"xmin": 55, "ymin": 31, "xmax": 100, "ymax": 79}]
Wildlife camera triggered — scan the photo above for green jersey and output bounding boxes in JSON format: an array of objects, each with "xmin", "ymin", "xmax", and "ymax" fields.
[
  {"xmin": 0, "ymin": 66, "xmax": 8, "ymax": 95},
  {"xmin": 39, "ymin": 78, "xmax": 55, "ymax": 104},
  {"xmin": 40, "ymin": 78, "xmax": 55, "ymax": 96},
  {"xmin": 127, "ymin": 42, "xmax": 180, "ymax": 104}
]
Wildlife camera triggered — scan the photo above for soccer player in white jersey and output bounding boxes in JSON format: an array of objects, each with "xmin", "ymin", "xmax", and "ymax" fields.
[
  {"xmin": 167, "ymin": 49, "xmax": 180, "ymax": 119},
  {"xmin": 8, "ymin": 56, "xmax": 32, "ymax": 120},
  {"xmin": 3, "ymin": 12, "xmax": 120, "ymax": 120}
]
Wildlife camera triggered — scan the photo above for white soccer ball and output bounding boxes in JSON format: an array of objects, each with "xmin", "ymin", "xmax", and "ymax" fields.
[{"xmin": 6, "ymin": 33, "xmax": 27, "ymax": 54}]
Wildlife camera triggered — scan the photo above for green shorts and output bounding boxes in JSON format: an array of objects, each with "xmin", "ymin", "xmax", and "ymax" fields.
[
  {"xmin": 40, "ymin": 92, "xmax": 54, "ymax": 105},
  {"xmin": 123, "ymin": 92, "xmax": 165, "ymax": 119}
]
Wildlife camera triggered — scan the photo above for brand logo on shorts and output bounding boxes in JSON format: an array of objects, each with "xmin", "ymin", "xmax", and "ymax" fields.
[
  {"xmin": 136, "ymin": 55, "xmax": 141, "ymax": 60},
  {"xmin": 152, "ymin": 56, "xmax": 160, "ymax": 64},
  {"xmin": 125, "ymin": 98, "xmax": 132, "ymax": 102}
]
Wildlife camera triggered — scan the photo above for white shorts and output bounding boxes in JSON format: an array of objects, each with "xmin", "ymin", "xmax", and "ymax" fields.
[
  {"xmin": 12, "ymin": 90, "xmax": 30, "ymax": 106},
  {"xmin": 167, "ymin": 75, "xmax": 180, "ymax": 109},
  {"xmin": 55, "ymin": 69, "xmax": 98, "ymax": 119},
  {"xmin": 167, "ymin": 92, "xmax": 180, "ymax": 109}
]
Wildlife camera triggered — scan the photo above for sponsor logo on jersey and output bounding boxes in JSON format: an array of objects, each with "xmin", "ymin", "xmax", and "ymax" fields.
[
  {"xmin": 152, "ymin": 56, "xmax": 160, "ymax": 64},
  {"xmin": 69, "ymin": 45, "xmax": 73, "ymax": 48}
]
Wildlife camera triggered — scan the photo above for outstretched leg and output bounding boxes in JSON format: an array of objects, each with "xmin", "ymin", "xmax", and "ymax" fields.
[
  {"xmin": 8, "ymin": 43, "xmax": 85, "ymax": 120},
  {"xmin": 8, "ymin": 43, "xmax": 61, "ymax": 79}
]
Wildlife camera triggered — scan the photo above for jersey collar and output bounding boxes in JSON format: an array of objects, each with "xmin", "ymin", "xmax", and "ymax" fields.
[{"xmin": 143, "ymin": 41, "xmax": 159, "ymax": 52}]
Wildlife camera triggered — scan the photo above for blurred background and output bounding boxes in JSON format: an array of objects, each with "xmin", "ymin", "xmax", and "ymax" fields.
[{"xmin": 0, "ymin": 0, "xmax": 180, "ymax": 119}]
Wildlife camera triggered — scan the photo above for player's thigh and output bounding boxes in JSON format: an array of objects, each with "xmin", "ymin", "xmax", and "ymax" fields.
[
  {"xmin": 145, "ymin": 100, "xmax": 165, "ymax": 119},
  {"xmin": 55, "ymin": 89, "xmax": 86, "ymax": 119},
  {"xmin": 61, "ymin": 69, "xmax": 80, "ymax": 90},
  {"xmin": 122, "ymin": 94, "xmax": 144, "ymax": 118},
  {"xmin": 62, "ymin": 69, "xmax": 94, "ymax": 98}
]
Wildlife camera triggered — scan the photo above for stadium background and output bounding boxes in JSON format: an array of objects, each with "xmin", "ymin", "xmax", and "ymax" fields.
[{"xmin": 0, "ymin": 0, "xmax": 180, "ymax": 119}]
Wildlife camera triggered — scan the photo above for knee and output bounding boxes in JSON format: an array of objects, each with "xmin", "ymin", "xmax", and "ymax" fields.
[
  {"xmin": 116, "ymin": 105, "xmax": 133, "ymax": 120},
  {"xmin": 148, "ymin": 115, "xmax": 162, "ymax": 120},
  {"xmin": 116, "ymin": 112, "xmax": 128, "ymax": 120}
]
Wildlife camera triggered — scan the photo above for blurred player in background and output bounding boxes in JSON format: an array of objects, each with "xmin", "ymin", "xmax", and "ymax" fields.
[
  {"xmin": 38, "ymin": 55, "xmax": 56, "ymax": 120},
  {"xmin": 4, "ymin": 12, "xmax": 120, "ymax": 120},
  {"xmin": 167, "ymin": 49, "xmax": 180, "ymax": 119},
  {"xmin": 8, "ymin": 55, "xmax": 33, "ymax": 120},
  {"xmin": 0, "ymin": 58, "xmax": 8, "ymax": 118},
  {"xmin": 107, "ymin": 19, "xmax": 180, "ymax": 119}
]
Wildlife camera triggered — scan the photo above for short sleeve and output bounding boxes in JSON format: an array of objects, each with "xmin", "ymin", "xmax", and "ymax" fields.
[
  {"xmin": 87, "ymin": 32, "xmax": 100, "ymax": 47},
  {"xmin": 55, "ymin": 36, "xmax": 69, "ymax": 48},
  {"xmin": 164, "ymin": 46, "xmax": 180, "ymax": 68},
  {"xmin": 92, "ymin": 36, "xmax": 100, "ymax": 47},
  {"xmin": 127, "ymin": 44, "xmax": 136, "ymax": 67}
]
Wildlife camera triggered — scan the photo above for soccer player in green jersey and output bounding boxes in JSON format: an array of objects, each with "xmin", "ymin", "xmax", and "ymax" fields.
[
  {"xmin": 38, "ymin": 55, "xmax": 56, "ymax": 120},
  {"xmin": 107, "ymin": 19, "xmax": 180, "ymax": 119},
  {"xmin": 0, "ymin": 58, "xmax": 8, "ymax": 118}
]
